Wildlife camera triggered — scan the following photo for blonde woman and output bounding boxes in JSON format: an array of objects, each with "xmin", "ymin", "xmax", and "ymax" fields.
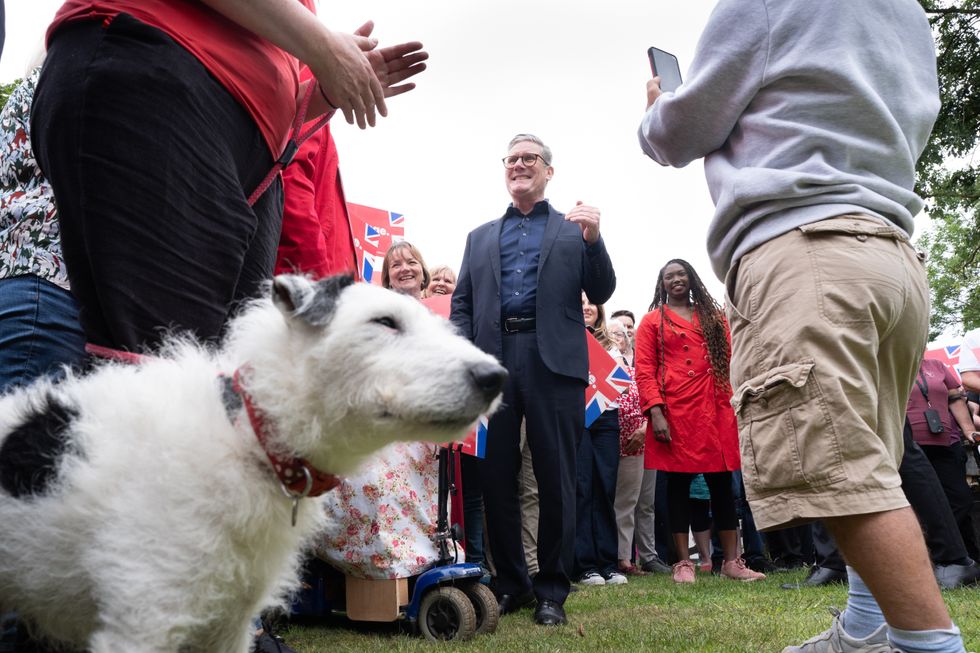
[{"xmin": 424, "ymin": 265, "xmax": 457, "ymax": 297}]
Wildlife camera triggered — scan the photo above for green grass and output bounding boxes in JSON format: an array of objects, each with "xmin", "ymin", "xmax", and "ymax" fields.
[{"xmin": 279, "ymin": 569, "xmax": 980, "ymax": 652}]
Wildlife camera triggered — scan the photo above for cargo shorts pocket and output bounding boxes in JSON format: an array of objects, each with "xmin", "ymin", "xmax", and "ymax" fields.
[
  {"xmin": 798, "ymin": 218, "xmax": 908, "ymax": 327},
  {"xmin": 731, "ymin": 360, "xmax": 846, "ymax": 494}
]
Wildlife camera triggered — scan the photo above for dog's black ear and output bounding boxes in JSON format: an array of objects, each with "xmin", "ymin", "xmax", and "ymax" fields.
[
  {"xmin": 272, "ymin": 274, "xmax": 354, "ymax": 327},
  {"xmin": 272, "ymin": 275, "xmax": 318, "ymax": 324}
]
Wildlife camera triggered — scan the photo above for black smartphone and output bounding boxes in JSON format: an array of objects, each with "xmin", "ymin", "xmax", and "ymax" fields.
[{"xmin": 647, "ymin": 46, "xmax": 682, "ymax": 93}]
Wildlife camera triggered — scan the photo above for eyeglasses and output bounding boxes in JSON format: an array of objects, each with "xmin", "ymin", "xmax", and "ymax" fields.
[{"xmin": 502, "ymin": 153, "xmax": 550, "ymax": 168}]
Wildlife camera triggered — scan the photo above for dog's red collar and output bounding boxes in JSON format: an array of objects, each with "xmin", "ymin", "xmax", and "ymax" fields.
[
  {"xmin": 85, "ymin": 344, "xmax": 341, "ymax": 505},
  {"xmin": 229, "ymin": 367, "xmax": 341, "ymax": 500}
]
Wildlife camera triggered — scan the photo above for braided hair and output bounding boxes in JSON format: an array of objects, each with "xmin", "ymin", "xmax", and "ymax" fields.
[{"xmin": 647, "ymin": 258, "xmax": 731, "ymax": 390}]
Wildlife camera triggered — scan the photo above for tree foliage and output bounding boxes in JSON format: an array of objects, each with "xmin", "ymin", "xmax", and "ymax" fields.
[
  {"xmin": 916, "ymin": 0, "xmax": 980, "ymax": 337},
  {"xmin": 0, "ymin": 79, "xmax": 19, "ymax": 110}
]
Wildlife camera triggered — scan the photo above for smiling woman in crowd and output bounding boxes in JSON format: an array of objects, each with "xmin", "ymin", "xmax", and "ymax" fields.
[
  {"xmin": 634, "ymin": 258, "xmax": 764, "ymax": 584},
  {"xmin": 425, "ymin": 264, "xmax": 457, "ymax": 298},
  {"xmin": 381, "ymin": 241, "xmax": 430, "ymax": 300}
]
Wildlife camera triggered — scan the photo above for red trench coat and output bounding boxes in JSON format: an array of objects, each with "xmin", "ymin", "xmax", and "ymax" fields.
[{"xmin": 634, "ymin": 307, "xmax": 740, "ymax": 473}]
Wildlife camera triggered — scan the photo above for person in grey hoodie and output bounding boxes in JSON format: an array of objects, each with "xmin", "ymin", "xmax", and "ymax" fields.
[{"xmin": 638, "ymin": 2, "xmax": 967, "ymax": 653}]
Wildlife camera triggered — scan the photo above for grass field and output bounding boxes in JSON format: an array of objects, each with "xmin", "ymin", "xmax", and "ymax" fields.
[{"xmin": 279, "ymin": 568, "xmax": 979, "ymax": 652}]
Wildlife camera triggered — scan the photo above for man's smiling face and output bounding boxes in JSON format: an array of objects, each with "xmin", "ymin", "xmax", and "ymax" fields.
[{"xmin": 504, "ymin": 141, "xmax": 553, "ymax": 205}]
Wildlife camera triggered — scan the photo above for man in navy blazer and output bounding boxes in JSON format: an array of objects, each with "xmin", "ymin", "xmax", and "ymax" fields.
[{"xmin": 451, "ymin": 134, "xmax": 616, "ymax": 626}]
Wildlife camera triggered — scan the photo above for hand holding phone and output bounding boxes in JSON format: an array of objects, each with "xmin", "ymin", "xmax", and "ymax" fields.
[{"xmin": 647, "ymin": 47, "xmax": 682, "ymax": 93}]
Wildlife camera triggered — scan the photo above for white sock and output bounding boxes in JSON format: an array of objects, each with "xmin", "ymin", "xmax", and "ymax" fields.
[
  {"xmin": 839, "ymin": 567, "xmax": 886, "ymax": 639},
  {"xmin": 888, "ymin": 624, "xmax": 965, "ymax": 653}
]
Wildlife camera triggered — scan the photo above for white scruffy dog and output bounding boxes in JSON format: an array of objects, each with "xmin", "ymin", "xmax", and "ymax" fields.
[{"xmin": 0, "ymin": 275, "xmax": 505, "ymax": 653}]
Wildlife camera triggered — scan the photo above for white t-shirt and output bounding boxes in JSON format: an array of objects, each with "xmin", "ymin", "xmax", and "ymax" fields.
[{"xmin": 960, "ymin": 328, "xmax": 980, "ymax": 372}]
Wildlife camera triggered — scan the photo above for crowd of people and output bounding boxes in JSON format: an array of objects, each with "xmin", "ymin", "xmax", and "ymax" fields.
[{"xmin": 1, "ymin": 1, "xmax": 979, "ymax": 653}]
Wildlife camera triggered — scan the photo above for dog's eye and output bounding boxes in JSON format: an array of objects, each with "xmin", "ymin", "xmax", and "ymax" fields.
[{"xmin": 372, "ymin": 316, "xmax": 399, "ymax": 331}]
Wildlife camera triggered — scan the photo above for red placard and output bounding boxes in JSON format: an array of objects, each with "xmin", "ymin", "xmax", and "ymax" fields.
[{"xmin": 347, "ymin": 202, "xmax": 405, "ymax": 285}]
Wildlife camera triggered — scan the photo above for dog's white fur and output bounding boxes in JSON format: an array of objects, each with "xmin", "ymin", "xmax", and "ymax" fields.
[{"xmin": 0, "ymin": 276, "xmax": 504, "ymax": 653}]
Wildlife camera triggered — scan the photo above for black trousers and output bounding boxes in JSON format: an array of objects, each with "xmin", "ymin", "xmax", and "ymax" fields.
[
  {"xmin": 921, "ymin": 442, "xmax": 980, "ymax": 561},
  {"xmin": 765, "ymin": 525, "xmax": 815, "ymax": 567},
  {"xmin": 32, "ymin": 14, "xmax": 282, "ymax": 351},
  {"xmin": 480, "ymin": 331, "xmax": 584, "ymax": 604},
  {"xmin": 665, "ymin": 471, "xmax": 738, "ymax": 534},
  {"xmin": 812, "ymin": 420, "xmax": 970, "ymax": 568}
]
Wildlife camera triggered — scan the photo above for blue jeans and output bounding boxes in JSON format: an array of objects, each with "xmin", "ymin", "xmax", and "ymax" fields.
[
  {"xmin": 0, "ymin": 275, "xmax": 85, "ymax": 651},
  {"xmin": 0, "ymin": 275, "xmax": 86, "ymax": 394},
  {"xmin": 574, "ymin": 408, "xmax": 620, "ymax": 577}
]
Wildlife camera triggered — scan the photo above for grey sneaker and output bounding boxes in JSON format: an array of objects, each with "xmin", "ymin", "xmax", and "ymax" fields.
[
  {"xmin": 781, "ymin": 609, "xmax": 897, "ymax": 653},
  {"xmin": 639, "ymin": 556, "xmax": 671, "ymax": 574}
]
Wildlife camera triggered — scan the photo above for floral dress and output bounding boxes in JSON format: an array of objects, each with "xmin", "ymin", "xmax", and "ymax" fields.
[
  {"xmin": 0, "ymin": 67, "xmax": 68, "ymax": 289},
  {"xmin": 317, "ymin": 442, "xmax": 442, "ymax": 579},
  {"xmin": 617, "ymin": 365, "xmax": 646, "ymax": 458}
]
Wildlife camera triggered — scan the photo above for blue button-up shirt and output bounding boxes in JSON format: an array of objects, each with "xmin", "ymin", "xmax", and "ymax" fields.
[{"xmin": 499, "ymin": 200, "xmax": 549, "ymax": 317}]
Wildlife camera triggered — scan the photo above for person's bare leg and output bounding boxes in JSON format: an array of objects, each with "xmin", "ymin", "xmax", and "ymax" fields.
[
  {"xmin": 673, "ymin": 532, "xmax": 691, "ymax": 562},
  {"xmin": 693, "ymin": 529, "xmax": 712, "ymax": 562},
  {"xmin": 718, "ymin": 529, "xmax": 739, "ymax": 562},
  {"xmin": 825, "ymin": 506, "xmax": 952, "ymax": 631}
]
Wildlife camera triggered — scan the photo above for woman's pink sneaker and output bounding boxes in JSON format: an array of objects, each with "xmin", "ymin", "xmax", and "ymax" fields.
[
  {"xmin": 672, "ymin": 560, "xmax": 696, "ymax": 584},
  {"xmin": 698, "ymin": 560, "xmax": 713, "ymax": 573},
  {"xmin": 720, "ymin": 558, "xmax": 766, "ymax": 581}
]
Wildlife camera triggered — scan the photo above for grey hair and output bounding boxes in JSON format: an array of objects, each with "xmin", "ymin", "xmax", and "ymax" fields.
[
  {"xmin": 428, "ymin": 264, "xmax": 457, "ymax": 284},
  {"xmin": 508, "ymin": 133, "xmax": 552, "ymax": 166}
]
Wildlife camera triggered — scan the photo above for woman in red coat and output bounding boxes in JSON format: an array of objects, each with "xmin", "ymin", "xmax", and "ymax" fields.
[{"xmin": 634, "ymin": 259, "xmax": 764, "ymax": 584}]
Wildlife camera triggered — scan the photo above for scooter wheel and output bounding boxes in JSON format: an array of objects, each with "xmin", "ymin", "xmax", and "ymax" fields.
[
  {"xmin": 418, "ymin": 586, "xmax": 477, "ymax": 642},
  {"xmin": 463, "ymin": 581, "xmax": 499, "ymax": 635}
]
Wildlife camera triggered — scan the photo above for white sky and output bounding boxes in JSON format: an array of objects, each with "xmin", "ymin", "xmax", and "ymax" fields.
[{"xmin": 1, "ymin": 0, "xmax": 938, "ymax": 325}]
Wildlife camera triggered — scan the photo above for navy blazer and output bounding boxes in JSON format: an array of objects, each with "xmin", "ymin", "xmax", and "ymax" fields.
[{"xmin": 451, "ymin": 203, "xmax": 616, "ymax": 383}]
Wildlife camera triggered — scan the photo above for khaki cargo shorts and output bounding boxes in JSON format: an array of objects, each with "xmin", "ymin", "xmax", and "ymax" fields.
[{"xmin": 725, "ymin": 214, "xmax": 928, "ymax": 531}]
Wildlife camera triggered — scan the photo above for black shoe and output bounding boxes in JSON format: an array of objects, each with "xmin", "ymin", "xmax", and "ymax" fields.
[
  {"xmin": 771, "ymin": 555, "xmax": 807, "ymax": 571},
  {"xmin": 252, "ymin": 632, "xmax": 298, "ymax": 653},
  {"xmin": 497, "ymin": 590, "xmax": 535, "ymax": 614},
  {"xmin": 639, "ymin": 556, "xmax": 671, "ymax": 574},
  {"xmin": 780, "ymin": 565, "xmax": 847, "ymax": 590},
  {"xmin": 934, "ymin": 561, "xmax": 980, "ymax": 589},
  {"xmin": 745, "ymin": 557, "xmax": 777, "ymax": 574},
  {"xmin": 533, "ymin": 599, "xmax": 567, "ymax": 626}
]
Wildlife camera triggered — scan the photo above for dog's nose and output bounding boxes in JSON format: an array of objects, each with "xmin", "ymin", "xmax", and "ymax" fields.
[{"xmin": 469, "ymin": 362, "xmax": 507, "ymax": 401}]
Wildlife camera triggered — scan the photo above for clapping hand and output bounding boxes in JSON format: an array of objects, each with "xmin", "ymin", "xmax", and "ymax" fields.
[
  {"xmin": 315, "ymin": 21, "xmax": 427, "ymax": 129},
  {"xmin": 355, "ymin": 21, "xmax": 428, "ymax": 100},
  {"xmin": 565, "ymin": 201, "xmax": 601, "ymax": 244}
]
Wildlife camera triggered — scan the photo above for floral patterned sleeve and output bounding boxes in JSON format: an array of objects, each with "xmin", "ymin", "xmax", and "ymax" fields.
[{"xmin": 618, "ymin": 366, "xmax": 646, "ymax": 457}]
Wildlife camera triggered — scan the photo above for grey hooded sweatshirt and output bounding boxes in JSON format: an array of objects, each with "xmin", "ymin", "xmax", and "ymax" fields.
[{"xmin": 638, "ymin": 0, "xmax": 940, "ymax": 281}]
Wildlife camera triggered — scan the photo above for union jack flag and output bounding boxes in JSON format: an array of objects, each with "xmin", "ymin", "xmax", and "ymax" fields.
[
  {"xmin": 360, "ymin": 251, "xmax": 382, "ymax": 286},
  {"xmin": 585, "ymin": 331, "xmax": 632, "ymax": 427},
  {"xmin": 458, "ymin": 415, "xmax": 488, "ymax": 459},
  {"xmin": 363, "ymin": 224, "xmax": 382, "ymax": 249},
  {"xmin": 347, "ymin": 202, "xmax": 406, "ymax": 285},
  {"xmin": 924, "ymin": 344, "xmax": 961, "ymax": 379}
]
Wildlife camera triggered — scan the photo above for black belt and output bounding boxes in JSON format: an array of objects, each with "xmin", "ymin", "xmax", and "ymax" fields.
[{"xmin": 503, "ymin": 316, "xmax": 536, "ymax": 333}]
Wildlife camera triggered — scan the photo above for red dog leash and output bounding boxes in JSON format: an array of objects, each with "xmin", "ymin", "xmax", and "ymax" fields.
[{"xmin": 246, "ymin": 81, "xmax": 334, "ymax": 207}]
